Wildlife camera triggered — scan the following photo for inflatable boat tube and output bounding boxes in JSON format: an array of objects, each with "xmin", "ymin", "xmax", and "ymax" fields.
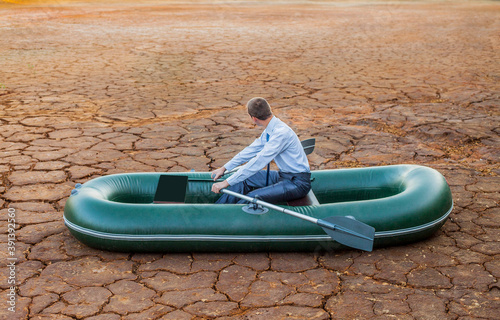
[{"xmin": 63, "ymin": 165, "xmax": 453, "ymax": 252}]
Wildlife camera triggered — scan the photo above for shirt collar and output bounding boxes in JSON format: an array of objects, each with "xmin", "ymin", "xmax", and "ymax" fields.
[{"xmin": 264, "ymin": 116, "xmax": 278, "ymax": 136}]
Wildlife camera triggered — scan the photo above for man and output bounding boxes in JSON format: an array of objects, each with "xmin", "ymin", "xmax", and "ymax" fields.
[{"xmin": 211, "ymin": 97, "xmax": 311, "ymax": 204}]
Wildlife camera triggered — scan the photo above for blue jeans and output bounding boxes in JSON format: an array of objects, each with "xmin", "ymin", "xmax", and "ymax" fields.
[{"xmin": 216, "ymin": 170, "xmax": 311, "ymax": 204}]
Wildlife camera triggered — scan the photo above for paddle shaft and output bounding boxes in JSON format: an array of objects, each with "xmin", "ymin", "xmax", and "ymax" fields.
[
  {"xmin": 221, "ymin": 189, "xmax": 318, "ymax": 224},
  {"xmin": 221, "ymin": 189, "xmax": 374, "ymax": 244}
]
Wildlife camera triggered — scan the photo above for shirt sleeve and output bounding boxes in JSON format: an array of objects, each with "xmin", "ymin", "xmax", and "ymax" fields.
[
  {"xmin": 226, "ymin": 128, "xmax": 290, "ymax": 186},
  {"xmin": 223, "ymin": 133, "xmax": 266, "ymax": 172}
]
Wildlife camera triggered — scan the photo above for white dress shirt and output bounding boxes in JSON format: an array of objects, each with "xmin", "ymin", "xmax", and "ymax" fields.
[{"xmin": 225, "ymin": 116, "xmax": 310, "ymax": 186}]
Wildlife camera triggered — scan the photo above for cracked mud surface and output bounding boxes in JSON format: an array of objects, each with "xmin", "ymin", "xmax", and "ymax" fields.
[{"xmin": 0, "ymin": 0, "xmax": 499, "ymax": 319}]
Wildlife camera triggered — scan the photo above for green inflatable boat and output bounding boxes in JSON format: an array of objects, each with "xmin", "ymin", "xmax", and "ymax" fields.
[{"xmin": 63, "ymin": 165, "xmax": 453, "ymax": 252}]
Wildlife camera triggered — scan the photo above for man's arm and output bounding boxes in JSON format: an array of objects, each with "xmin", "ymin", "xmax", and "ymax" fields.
[
  {"xmin": 223, "ymin": 135, "xmax": 265, "ymax": 172},
  {"xmin": 226, "ymin": 129, "xmax": 289, "ymax": 186},
  {"xmin": 211, "ymin": 133, "xmax": 266, "ymax": 194}
]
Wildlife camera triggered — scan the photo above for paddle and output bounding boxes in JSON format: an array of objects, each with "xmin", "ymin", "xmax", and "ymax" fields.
[
  {"xmin": 221, "ymin": 189, "xmax": 375, "ymax": 251},
  {"xmin": 301, "ymin": 138, "xmax": 315, "ymax": 155}
]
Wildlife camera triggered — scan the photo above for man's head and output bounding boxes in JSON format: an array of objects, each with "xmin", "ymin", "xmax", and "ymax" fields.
[{"xmin": 247, "ymin": 97, "xmax": 273, "ymax": 121}]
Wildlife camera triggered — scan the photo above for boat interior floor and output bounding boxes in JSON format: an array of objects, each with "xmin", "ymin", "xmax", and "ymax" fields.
[{"xmin": 287, "ymin": 190, "xmax": 320, "ymax": 207}]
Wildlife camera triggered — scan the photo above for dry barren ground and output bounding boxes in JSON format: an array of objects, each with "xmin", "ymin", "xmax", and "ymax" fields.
[{"xmin": 0, "ymin": 0, "xmax": 499, "ymax": 319}]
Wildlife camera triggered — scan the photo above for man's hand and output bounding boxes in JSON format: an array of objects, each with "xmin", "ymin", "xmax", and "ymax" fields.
[
  {"xmin": 211, "ymin": 167, "xmax": 226, "ymax": 181},
  {"xmin": 212, "ymin": 180, "xmax": 229, "ymax": 194}
]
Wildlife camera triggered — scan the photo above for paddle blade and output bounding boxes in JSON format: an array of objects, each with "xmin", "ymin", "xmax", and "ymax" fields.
[
  {"xmin": 317, "ymin": 216, "xmax": 375, "ymax": 251},
  {"xmin": 301, "ymin": 138, "xmax": 315, "ymax": 155}
]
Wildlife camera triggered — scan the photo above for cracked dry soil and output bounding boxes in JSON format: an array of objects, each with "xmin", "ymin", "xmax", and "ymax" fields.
[{"xmin": 0, "ymin": 0, "xmax": 499, "ymax": 319}]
